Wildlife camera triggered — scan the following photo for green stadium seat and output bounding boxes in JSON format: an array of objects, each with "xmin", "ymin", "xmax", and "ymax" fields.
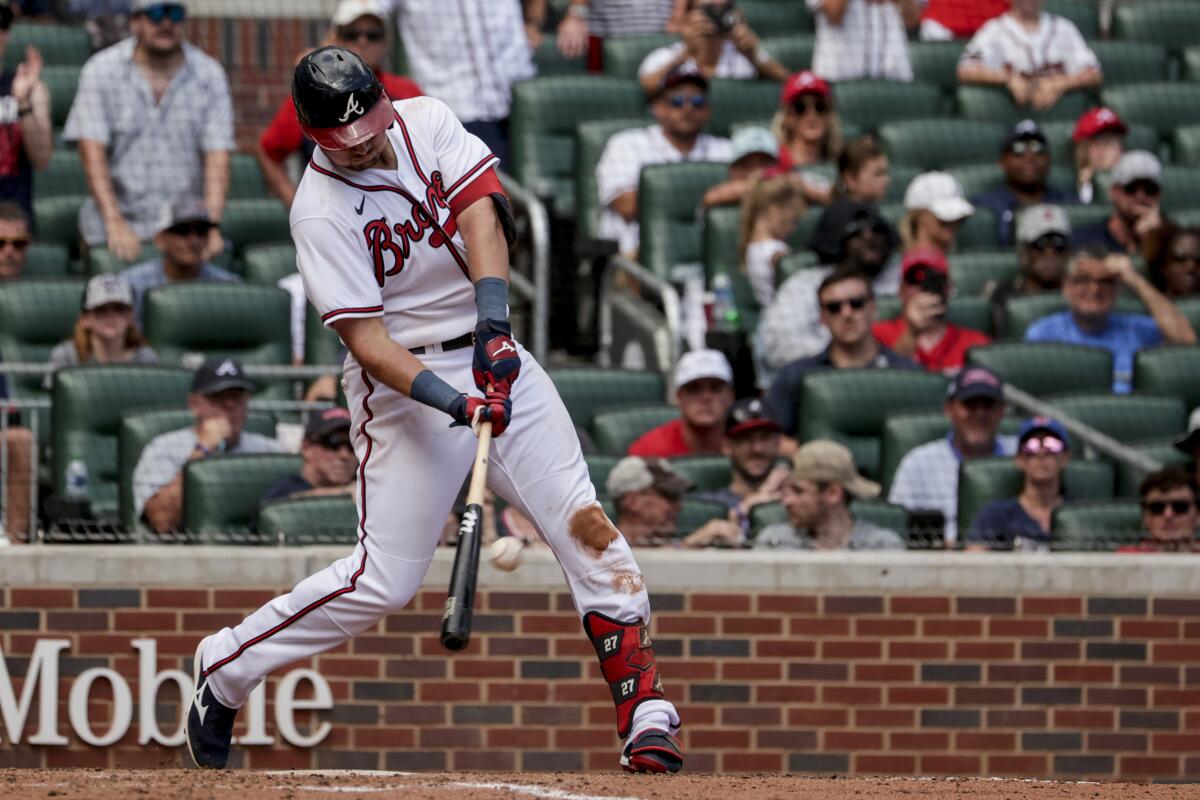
[
  {"xmin": 1185, "ymin": 46, "xmax": 1200, "ymax": 82},
  {"xmin": 87, "ymin": 242, "xmax": 159, "ymax": 275},
  {"xmin": 908, "ymin": 41, "xmax": 965, "ymax": 91},
  {"xmin": 1160, "ymin": 167, "xmax": 1200, "ymax": 214},
  {"xmin": 305, "ymin": 303, "xmax": 343, "ymax": 367},
  {"xmin": 550, "ymin": 368, "xmax": 666, "ymax": 434},
  {"xmin": 1062, "ymin": 203, "xmax": 1112, "ymax": 233},
  {"xmin": 259, "ymin": 495, "xmax": 360, "ymax": 546},
  {"xmin": 42, "ymin": 64, "xmax": 81, "ymax": 128},
  {"xmin": 967, "ymin": 342, "xmax": 1113, "ymax": 396},
  {"xmin": 533, "ymin": 33, "xmax": 588, "ymax": 76},
  {"xmin": 183, "ymin": 453, "xmax": 301, "ymax": 539},
  {"xmin": 37, "ymin": 150, "xmax": 86, "ymax": 198},
  {"xmin": 1051, "ymin": 500, "xmax": 1143, "ymax": 552},
  {"xmin": 32, "ymin": 194, "xmax": 84, "ymax": 250},
  {"xmin": 575, "ymin": 118, "xmax": 648, "ymax": 242},
  {"xmin": 1042, "ymin": 120, "xmax": 1159, "ymax": 168},
  {"xmin": 242, "ymin": 243, "xmax": 297, "ymax": 286},
  {"xmin": 677, "ymin": 496, "xmax": 732, "ymax": 536},
  {"xmin": 601, "ymin": 34, "xmax": 676, "ymax": 80},
  {"xmin": 1115, "ymin": 438, "xmax": 1191, "ymax": 498},
  {"xmin": 748, "ymin": 500, "xmax": 787, "ymax": 538},
  {"xmin": 958, "ymin": 457, "xmax": 1114, "ymax": 538},
  {"xmin": 52, "ymin": 365, "xmax": 192, "ymax": 519},
  {"xmin": 1101, "ymin": 83, "xmax": 1200, "ymax": 139},
  {"xmin": 945, "ymin": 295, "xmax": 992, "ymax": 335},
  {"xmin": 949, "ymin": 250, "xmax": 1019, "ymax": 297},
  {"xmin": 591, "ymin": 404, "xmax": 679, "ymax": 456},
  {"xmin": 885, "ymin": 164, "xmax": 921, "ymax": 204},
  {"xmin": 879, "ymin": 119, "xmax": 1008, "ymax": 171},
  {"xmin": 639, "ymin": 161, "xmax": 729, "ymax": 279},
  {"xmin": 1004, "ymin": 293, "xmax": 1147, "ymax": 340},
  {"xmin": 798, "ymin": 370, "xmax": 948, "ymax": 480},
  {"xmin": 707, "ymin": 80, "xmax": 783, "ymax": 138},
  {"xmin": 228, "ymin": 153, "xmax": 269, "ymax": 200},
  {"xmin": 3, "ymin": 23, "xmax": 91, "ymax": 70},
  {"xmin": 957, "ymin": 85, "xmax": 1091, "ymax": 125},
  {"xmin": 22, "ymin": 242, "xmax": 72, "ymax": 278},
  {"xmin": 142, "ymin": 283, "xmax": 292, "ymax": 367},
  {"xmin": 1170, "ymin": 209, "xmax": 1200, "ymax": 228},
  {"xmin": 1133, "ymin": 346, "xmax": 1200, "ymax": 411},
  {"xmin": 776, "ymin": 250, "xmax": 821, "ymax": 284},
  {"xmin": 1047, "ymin": 392, "xmax": 1187, "ymax": 442},
  {"xmin": 511, "ymin": 76, "xmax": 645, "ymax": 216},
  {"xmin": 702, "ymin": 205, "xmax": 741, "ymax": 279},
  {"xmin": 118, "ymin": 405, "xmax": 276, "ymax": 532},
  {"xmin": 0, "ymin": 278, "xmax": 85, "ymax": 399},
  {"xmin": 219, "ymin": 198, "xmax": 291, "ymax": 255},
  {"xmin": 585, "ymin": 453, "xmax": 621, "ymax": 498},
  {"xmin": 669, "ymin": 454, "xmax": 731, "ymax": 493},
  {"xmin": 740, "ymin": 0, "xmax": 813, "ymax": 35},
  {"xmin": 1173, "ymin": 125, "xmax": 1200, "ymax": 167},
  {"xmin": 833, "ymin": 80, "xmax": 944, "ymax": 133},
  {"xmin": 1112, "ymin": 0, "xmax": 1200, "ymax": 55},
  {"xmin": 760, "ymin": 34, "xmax": 814, "ymax": 72},
  {"xmin": 1045, "ymin": 0, "xmax": 1099, "ymax": 38},
  {"xmin": 1089, "ymin": 40, "xmax": 1169, "ymax": 86}
]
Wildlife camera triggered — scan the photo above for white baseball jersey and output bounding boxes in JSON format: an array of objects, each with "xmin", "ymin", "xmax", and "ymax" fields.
[
  {"xmin": 959, "ymin": 12, "xmax": 1099, "ymax": 80},
  {"xmin": 807, "ymin": 0, "xmax": 913, "ymax": 82},
  {"xmin": 290, "ymin": 96, "xmax": 501, "ymax": 351}
]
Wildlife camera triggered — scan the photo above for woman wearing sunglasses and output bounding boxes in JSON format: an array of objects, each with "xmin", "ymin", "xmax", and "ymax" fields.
[
  {"xmin": 965, "ymin": 417, "xmax": 1071, "ymax": 552},
  {"xmin": 1119, "ymin": 467, "xmax": 1200, "ymax": 554},
  {"xmin": 0, "ymin": 0, "xmax": 52, "ymax": 221},
  {"xmin": 1149, "ymin": 228, "xmax": 1200, "ymax": 299}
]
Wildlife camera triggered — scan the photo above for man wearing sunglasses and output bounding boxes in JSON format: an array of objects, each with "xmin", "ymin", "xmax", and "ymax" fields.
[
  {"xmin": 972, "ymin": 120, "xmax": 1073, "ymax": 248},
  {"xmin": 1119, "ymin": 467, "xmax": 1200, "ymax": 554},
  {"xmin": 987, "ymin": 204, "xmax": 1072, "ymax": 337},
  {"xmin": 0, "ymin": 0, "xmax": 52, "ymax": 221},
  {"xmin": 260, "ymin": 408, "xmax": 357, "ymax": 506},
  {"xmin": 1026, "ymin": 247, "xmax": 1195, "ymax": 393},
  {"xmin": 64, "ymin": 0, "xmax": 233, "ymax": 263},
  {"xmin": 1074, "ymin": 151, "xmax": 1171, "ymax": 260}
]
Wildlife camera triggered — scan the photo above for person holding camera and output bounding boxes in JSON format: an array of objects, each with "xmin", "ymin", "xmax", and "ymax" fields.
[
  {"xmin": 873, "ymin": 248, "xmax": 990, "ymax": 375},
  {"xmin": 638, "ymin": 0, "xmax": 788, "ymax": 97},
  {"xmin": 809, "ymin": 0, "xmax": 919, "ymax": 83}
]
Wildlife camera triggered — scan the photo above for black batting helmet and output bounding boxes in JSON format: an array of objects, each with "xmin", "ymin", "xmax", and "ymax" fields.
[{"xmin": 293, "ymin": 46, "xmax": 393, "ymax": 150}]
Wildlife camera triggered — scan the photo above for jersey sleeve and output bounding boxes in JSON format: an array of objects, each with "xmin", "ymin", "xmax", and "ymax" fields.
[
  {"xmin": 1059, "ymin": 19, "xmax": 1100, "ymax": 75},
  {"xmin": 421, "ymin": 97, "xmax": 504, "ymax": 218},
  {"xmin": 958, "ymin": 22, "xmax": 1001, "ymax": 69},
  {"xmin": 292, "ymin": 217, "xmax": 385, "ymax": 328}
]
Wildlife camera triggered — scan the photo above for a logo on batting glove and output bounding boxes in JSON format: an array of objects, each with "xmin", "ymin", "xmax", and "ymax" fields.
[
  {"xmin": 472, "ymin": 319, "xmax": 522, "ymax": 395},
  {"xmin": 449, "ymin": 391, "xmax": 513, "ymax": 437}
]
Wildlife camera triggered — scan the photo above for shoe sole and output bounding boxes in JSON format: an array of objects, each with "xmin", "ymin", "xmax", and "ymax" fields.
[{"xmin": 185, "ymin": 635, "xmax": 211, "ymax": 770}]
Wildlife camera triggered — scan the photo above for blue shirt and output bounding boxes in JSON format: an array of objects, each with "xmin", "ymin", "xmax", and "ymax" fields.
[
  {"xmin": 1024, "ymin": 311, "xmax": 1161, "ymax": 393},
  {"xmin": 966, "ymin": 497, "xmax": 1052, "ymax": 551}
]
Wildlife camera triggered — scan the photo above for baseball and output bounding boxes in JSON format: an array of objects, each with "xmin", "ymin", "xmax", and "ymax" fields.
[{"xmin": 488, "ymin": 537, "xmax": 524, "ymax": 572}]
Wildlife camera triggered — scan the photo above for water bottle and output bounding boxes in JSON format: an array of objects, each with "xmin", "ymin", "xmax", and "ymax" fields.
[
  {"xmin": 710, "ymin": 273, "xmax": 740, "ymax": 332},
  {"xmin": 65, "ymin": 459, "xmax": 89, "ymax": 502}
]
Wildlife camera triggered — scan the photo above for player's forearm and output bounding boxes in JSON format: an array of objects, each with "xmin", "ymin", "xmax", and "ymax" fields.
[
  {"xmin": 256, "ymin": 144, "xmax": 297, "ymax": 208},
  {"xmin": 78, "ymin": 139, "xmax": 125, "ymax": 224},
  {"xmin": 203, "ymin": 149, "xmax": 231, "ymax": 222},
  {"xmin": 458, "ymin": 195, "xmax": 511, "ymax": 299}
]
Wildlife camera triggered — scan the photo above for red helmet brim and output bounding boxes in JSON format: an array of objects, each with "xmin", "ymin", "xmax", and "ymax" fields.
[{"xmin": 301, "ymin": 93, "xmax": 393, "ymax": 150}]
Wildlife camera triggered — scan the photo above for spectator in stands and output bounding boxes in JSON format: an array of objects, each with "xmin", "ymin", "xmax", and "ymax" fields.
[
  {"xmin": 738, "ymin": 174, "xmax": 804, "ymax": 308},
  {"xmin": 0, "ymin": 200, "xmax": 29, "ymax": 280},
  {"xmin": 119, "ymin": 199, "xmax": 239, "ymax": 327},
  {"xmin": 756, "ymin": 439, "xmax": 905, "ymax": 550},
  {"xmin": 831, "ymin": 135, "xmax": 890, "ymax": 205},
  {"xmin": 972, "ymin": 120, "xmax": 1073, "ymax": 249},
  {"xmin": 637, "ymin": 0, "xmax": 788, "ymax": 97},
  {"xmin": 385, "ymin": 0, "xmax": 537, "ymax": 170},
  {"xmin": 605, "ymin": 455, "xmax": 694, "ymax": 547},
  {"xmin": 701, "ymin": 125, "xmax": 778, "ymax": 209},
  {"xmin": 759, "ymin": 200, "xmax": 899, "ymax": 370},
  {"xmin": 629, "ymin": 348, "xmax": 734, "ymax": 458},
  {"xmin": 134, "ymin": 357, "xmax": 283, "ymax": 534},
  {"xmin": 966, "ymin": 416, "xmax": 1071, "ymax": 552},
  {"xmin": 957, "ymin": 0, "xmax": 1101, "ymax": 111},
  {"xmin": 874, "ymin": 248, "xmax": 990, "ymax": 375},
  {"xmin": 987, "ymin": 203, "xmax": 1072, "ymax": 336},
  {"xmin": 772, "ymin": 71, "xmax": 841, "ymax": 182},
  {"xmin": 0, "ymin": 2, "xmax": 52, "ymax": 220},
  {"xmin": 1150, "ymin": 228, "xmax": 1200, "ymax": 299},
  {"xmin": 919, "ymin": 0, "xmax": 1007, "ymax": 41},
  {"xmin": 1072, "ymin": 107, "xmax": 1127, "ymax": 206},
  {"xmin": 808, "ymin": 0, "xmax": 917, "ymax": 82},
  {"xmin": 1174, "ymin": 410, "xmax": 1200, "ymax": 492},
  {"xmin": 1120, "ymin": 468, "xmax": 1200, "ymax": 553},
  {"xmin": 766, "ymin": 269, "xmax": 918, "ymax": 439},
  {"xmin": 64, "ymin": 0, "xmax": 234, "ymax": 263},
  {"xmin": 889, "ymin": 366, "xmax": 1016, "ymax": 544},
  {"xmin": 899, "ymin": 171, "xmax": 974, "ymax": 257},
  {"xmin": 1025, "ymin": 248, "xmax": 1196, "ymax": 393},
  {"xmin": 596, "ymin": 70, "xmax": 731, "ymax": 257},
  {"xmin": 43, "ymin": 274, "xmax": 157, "ymax": 389},
  {"xmin": 556, "ymin": 0, "xmax": 676, "ymax": 69},
  {"xmin": 260, "ymin": 408, "xmax": 356, "ymax": 505},
  {"xmin": 1074, "ymin": 151, "xmax": 1171, "ymax": 261},
  {"xmin": 257, "ymin": 0, "xmax": 422, "ymax": 209}
]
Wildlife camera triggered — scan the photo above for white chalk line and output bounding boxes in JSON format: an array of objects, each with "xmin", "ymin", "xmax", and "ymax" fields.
[{"xmin": 452, "ymin": 782, "xmax": 643, "ymax": 800}]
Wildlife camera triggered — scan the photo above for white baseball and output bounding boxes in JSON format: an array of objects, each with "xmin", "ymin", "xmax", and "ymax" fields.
[{"xmin": 488, "ymin": 537, "xmax": 524, "ymax": 572}]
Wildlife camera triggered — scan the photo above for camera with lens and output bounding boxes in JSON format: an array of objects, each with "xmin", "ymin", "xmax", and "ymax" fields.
[{"xmin": 703, "ymin": 1, "xmax": 741, "ymax": 34}]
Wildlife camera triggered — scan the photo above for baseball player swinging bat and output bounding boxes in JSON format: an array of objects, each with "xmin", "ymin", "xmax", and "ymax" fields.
[{"xmin": 441, "ymin": 418, "xmax": 493, "ymax": 651}]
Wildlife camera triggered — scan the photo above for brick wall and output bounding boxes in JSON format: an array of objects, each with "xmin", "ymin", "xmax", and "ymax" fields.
[{"xmin": 2, "ymin": 584, "xmax": 1199, "ymax": 778}]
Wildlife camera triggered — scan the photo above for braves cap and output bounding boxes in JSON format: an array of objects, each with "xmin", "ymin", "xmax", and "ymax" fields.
[
  {"xmin": 673, "ymin": 349, "xmax": 733, "ymax": 390},
  {"xmin": 726, "ymin": 398, "xmax": 783, "ymax": 438},
  {"xmin": 654, "ymin": 67, "xmax": 708, "ymax": 99},
  {"xmin": 305, "ymin": 407, "xmax": 353, "ymax": 442},
  {"xmin": 1018, "ymin": 416, "xmax": 1070, "ymax": 449},
  {"xmin": 605, "ymin": 456, "xmax": 694, "ymax": 499},
  {"xmin": 82, "ymin": 274, "xmax": 133, "ymax": 311},
  {"xmin": 1111, "ymin": 150, "xmax": 1162, "ymax": 188},
  {"xmin": 781, "ymin": 70, "xmax": 831, "ymax": 106},
  {"xmin": 1072, "ymin": 107, "xmax": 1127, "ymax": 143},
  {"xmin": 1016, "ymin": 204, "xmax": 1072, "ymax": 244},
  {"xmin": 331, "ymin": 0, "xmax": 388, "ymax": 26},
  {"xmin": 948, "ymin": 366, "xmax": 1003, "ymax": 402},
  {"xmin": 730, "ymin": 126, "xmax": 778, "ymax": 165},
  {"xmin": 791, "ymin": 440, "xmax": 880, "ymax": 499},
  {"xmin": 901, "ymin": 247, "xmax": 948, "ymax": 278},
  {"xmin": 1002, "ymin": 119, "xmax": 1048, "ymax": 154},
  {"xmin": 191, "ymin": 357, "xmax": 256, "ymax": 395}
]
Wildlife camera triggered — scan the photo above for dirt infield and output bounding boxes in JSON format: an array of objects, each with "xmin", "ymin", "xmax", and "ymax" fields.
[{"xmin": 3, "ymin": 770, "xmax": 1200, "ymax": 800}]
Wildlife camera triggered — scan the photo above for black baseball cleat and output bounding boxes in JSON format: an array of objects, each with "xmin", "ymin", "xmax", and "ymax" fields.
[
  {"xmin": 186, "ymin": 637, "xmax": 238, "ymax": 769},
  {"xmin": 620, "ymin": 728, "xmax": 683, "ymax": 774}
]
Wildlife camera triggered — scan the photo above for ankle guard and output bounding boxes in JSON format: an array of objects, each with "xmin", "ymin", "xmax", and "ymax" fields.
[{"xmin": 582, "ymin": 611, "xmax": 665, "ymax": 738}]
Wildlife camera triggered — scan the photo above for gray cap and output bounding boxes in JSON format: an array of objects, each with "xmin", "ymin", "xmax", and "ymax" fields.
[
  {"xmin": 158, "ymin": 198, "xmax": 215, "ymax": 235},
  {"xmin": 1016, "ymin": 204, "xmax": 1072, "ymax": 244},
  {"xmin": 1111, "ymin": 150, "xmax": 1162, "ymax": 188},
  {"xmin": 605, "ymin": 456, "xmax": 694, "ymax": 499},
  {"xmin": 82, "ymin": 274, "xmax": 133, "ymax": 311}
]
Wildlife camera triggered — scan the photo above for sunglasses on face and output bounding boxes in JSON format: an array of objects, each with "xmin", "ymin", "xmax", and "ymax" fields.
[
  {"xmin": 1008, "ymin": 139, "xmax": 1046, "ymax": 156},
  {"xmin": 1030, "ymin": 233, "xmax": 1068, "ymax": 252},
  {"xmin": 791, "ymin": 97, "xmax": 828, "ymax": 116},
  {"xmin": 1019, "ymin": 435, "xmax": 1066, "ymax": 456},
  {"xmin": 821, "ymin": 295, "xmax": 869, "ymax": 314},
  {"xmin": 316, "ymin": 436, "xmax": 353, "ymax": 451},
  {"xmin": 166, "ymin": 221, "xmax": 213, "ymax": 238},
  {"xmin": 338, "ymin": 26, "xmax": 385, "ymax": 42},
  {"xmin": 0, "ymin": 236, "xmax": 29, "ymax": 251},
  {"xmin": 1070, "ymin": 274, "xmax": 1117, "ymax": 289},
  {"xmin": 667, "ymin": 94, "xmax": 707, "ymax": 109},
  {"xmin": 1122, "ymin": 179, "xmax": 1160, "ymax": 198},
  {"xmin": 138, "ymin": 3, "xmax": 186, "ymax": 24},
  {"xmin": 1143, "ymin": 499, "xmax": 1195, "ymax": 515}
]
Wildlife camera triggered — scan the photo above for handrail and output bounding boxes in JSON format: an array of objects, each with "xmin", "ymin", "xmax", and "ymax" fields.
[
  {"xmin": 498, "ymin": 170, "xmax": 550, "ymax": 363},
  {"xmin": 0, "ymin": 363, "xmax": 340, "ymax": 380},
  {"xmin": 598, "ymin": 254, "xmax": 682, "ymax": 375}
]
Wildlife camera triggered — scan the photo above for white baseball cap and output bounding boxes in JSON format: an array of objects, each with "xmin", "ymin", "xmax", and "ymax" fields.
[
  {"xmin": 673, "ymin": 349, "xmax": 733, "ymax": 390},
  {"xmin": 1016, "ymin": 204, "xmax": 1072, "ymax": 244},
  {"xmin": 730, "ymin": 126, "xmax": 778, "ymax": 165},
  {"xmin": 1111, "ymin": 150, "xmax": 1162, "ymax": 188},
  {"xmin": 332, "ymin": 0, "xmax": 389, "ymax": 26},
  {"xmin": 903, "ymin": 172, "xmax": 974, "ymax": 223},
  {"xmin": 83, "ymin": 274, "xmax": 133, "ymax": 311}
]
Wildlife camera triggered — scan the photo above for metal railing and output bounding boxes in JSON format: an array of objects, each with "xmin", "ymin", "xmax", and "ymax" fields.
[
  {"xmin": 598, "ymin": 254, "xmax": 683, "ymax": 377},
  {"xmin": 498, "ymin": 170, "xmax": 550, "ymax": 362}
]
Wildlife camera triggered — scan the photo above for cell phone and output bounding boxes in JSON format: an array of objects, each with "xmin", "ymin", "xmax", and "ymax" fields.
[{"xmin": 703, "ymin": 1, "xmax": 739, "ymax": 33}]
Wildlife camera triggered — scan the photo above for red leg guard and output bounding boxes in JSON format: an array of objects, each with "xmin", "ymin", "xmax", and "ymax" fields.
[{"xmin": 582, "ymin": 611, "xmax": 665, "ymax": 738}]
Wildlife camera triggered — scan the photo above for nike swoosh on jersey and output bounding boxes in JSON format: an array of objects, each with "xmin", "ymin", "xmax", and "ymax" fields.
[{"xmin": 355, "ymin": 196, "xmax": 365, "ymax": 215}]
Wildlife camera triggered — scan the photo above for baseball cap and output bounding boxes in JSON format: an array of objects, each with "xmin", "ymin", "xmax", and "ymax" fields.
[
  {"xmin": 1018, "ymin": 416, "xmax": 1070, "ymax": 449},
  {"xmin": 82, "ymin": 274, "xmax": 133, "ymax": 311},
  {"xmin": 1016, "ymin": 204, "xmax": 1072, "ymax": 245},
  {"xmin": 191, "ymin": 357, "xmax": 256, "ymax": 395},
  {"xmin": 1111, "ymin": 150, "xmax": 1162, "ymax": 188},
  {"xmin": 654, "ymin": 68, "xmax": 708, "ymax": 99},
  {"xmin": 947, "ymin": 366, "xmax": 1003, "ymax": 402},
  {"xmin": 901, "ymin": 247, "xmax": 948, "ymax": 278},
  {"xmin": 1173, "ymin": 407, "xmax": 1200, "ymax": 455},
  {"xmin": 810, "ymin": 200, "xmax": 894, "ymax": 264},
  {"xmin": 0, "ymin": 1, "xmax": 14, "ymax": 30},
  {"xmin": 673, "ymin": 349, "xmax": 733, "ymax": 390},
  {"xmin": 158, "ymin": 198, "xmax": 215, "ymax": 235},
  {"xmin": 1002, "ymin": 119, "xmax": 1048, "ymax": 154},
  {"xmin": 305, "ymin": 407, "xmax": 353, "ymax": 442},
  {"xmin": 903, "ymin": 172, "xmax": 974, "ymax": 223},
  {"xmin": 1072, "ymin": 107, "xmax": 1128, "ymax": 143},
  {"xmin": 726, "ymin": 398, "xmax": 783, "ymax": 438},
  {"xmin": 605, "ymin": 456, "xmax": 695, "ymax": 499},
  {"xmin": 133, "ymin": 0, "xmax": 187, "ymax": 10},
  {"xmin": 331, "ymin": 0, "xmax": 388, "ymax": 26},
  {"xmin": 781, "ymin": 71, "xmax": 832, "ymax": 107},
  {"xmin": 791, "ymin": 440, "xmax": 880, "ymax": 499},
  {"xmin": 730, "ymin": 126, "xmax": 778, "ymax": 166}
]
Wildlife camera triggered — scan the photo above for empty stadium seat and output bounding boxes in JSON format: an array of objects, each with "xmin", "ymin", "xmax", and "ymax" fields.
[
  {"xmin": 242, "ymin": 243, "xmax": 297, "ymax": 286},
  {"xmin": 958, "ymin": 457, "xmax": 1114, "ymax": 538},
  {"xmin": 1158, "ymin": 167, "xmax": 1200, "ymax": 214},
  {"xmin": 23, "ymin": 243, "xmax": 72, "ymax": 278},
  {"xmin": 639, "ymin": 161, "xmax": 730, "ymax": 278},
  {"xmin": 1185, "ymin": 46, "xmax": 1200, "ymax": 82},
  {"xmin": 798, "ymin": 370, "xmax": 947, "ymax": 479},
  {"xmin": 533, "ymin": 33, "xmax": 588, "ymax": 76},
  {"xmin": 591, "ymin": 404, "xmax": 679, "ymax": 456},
  {"xmin": 1173, "ymin": 125, "xmax": 1200, "ymax": 167},
  {"xmin": 259, "ymin": 495, "xmax": 360, "ymax": 546},
  {"xmin": 1062, "ymin": 203, "xmax": 1112, "ymax": 232},
  {"xmin": 707, "ymin": 80, "xmax": 783, "ymax": 138},
  {"xmin": 1112, "ymin": 0, "xmax": 1200, "ymax": 55},
  {"xmin": 967, "ymin": 343, "xmax": 1113, "ymax": 396},
  {"xmin": 945, "ymin": 296, "xmax": 992, "ymax": 335},
  {"xmin": 1101, "ymin": 83, "xmax": 1200, "ymax": 139},
  {"xmin": 183, "ymin": 453, "xmax": 301, "ymax": 538},
  {"xmin": 32, "ymin": 194, "xmax": 85, "ymax": 250},
  {"xmin": 668, "ymin": 454, "xmax": 731, "ymax": 493},
  {"xmin": 37, "ymin": 150, "xmax": 86, "ymax": 198},
  {"xmin": 142, "ymin": 283, "xmax": 292, "ymax": 367},
  {"xmin": 228, "ymin": 153, "xmax": 269, "ymax": 200},
  {"xmin": 1115, "ymin": 438, "xmax": 1191, "ymax": 498},
  {"xmin": 957, "ymin": 86, "xmax": 1090, "ymax": 125},
  {"xmin": 305, "ymin": 303, "xmax": 343, "ymax": 367},
  {"xmin": 1051, "ymin": 500, "xmax": 1143, "ymax": 552},
  {"xmin": 1047, "ymin": 392, "xmax": 1187, "ymax": 442},
  {"xmin": 0, "ymin": 278, "xmax": 85, "ymax": 399},
  {"xmin": 760, "ymin": 34, "xmax": 814, "ymax": 72},
  {"xmin": 42, "ymin": 64, "xmax": 81, "ymax": 127},
  {"xmin": 1089, "ymin": 40, "xmax": 1169, "ymax": 86},
  {"xmin": 907, "ymin": 41, "xmax": 964, "ymax": 91},
  {"xmin": 879, "ymin": 119, "xmax": 1008, "ymax": 170},
  {"xmin": 833, "ymin": 80, "xmax": 944, "ymax": 133},
  {"xmin": 585, "ymin": 453, "xmax": 621, "ymax": 497},
  {"xmin": 601, "ymin": 34, "xmax": 676, "ymax": 80},
  {"xmin": 1134, "ymin": 346, "xmax": 1200, "ymax": 412},
  {"xmin": 949, "ymin": 250, "xmax": 1019, "ymax": 297},
  {"xmin": 3, "ymin": 23, "xmax": 91, "ymax": 70},
  {"xmin": 575, "ymin": 117, "xmax": 649, "ymax": 243},
  {"xmin": 740, "ymin": 0, "xmax": 813, "ymax": 35},
  {"xmin": 1045, "ymin": 0, "xmax": 1099, "ymax": 38},
  {"xmin": 549, "ymin": 367, "xmax": 666, "ymax": 434},
  {"xmin": 219, "ymin": 198, "xmax": 291, "ymax": 255}
]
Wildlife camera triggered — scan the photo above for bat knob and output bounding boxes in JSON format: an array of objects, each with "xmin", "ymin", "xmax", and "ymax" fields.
[{"xmin": 441, "ymin": 633, "xmax": 469, "ymax": 651}]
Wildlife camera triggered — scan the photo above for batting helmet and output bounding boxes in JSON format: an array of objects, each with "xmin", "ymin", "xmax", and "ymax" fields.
[{"xmin": 293, "ymin": 46, "xmax": 393, "ymax": 150}]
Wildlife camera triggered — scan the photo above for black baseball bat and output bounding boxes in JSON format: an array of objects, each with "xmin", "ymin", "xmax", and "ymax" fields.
[{"xmin": 440, "ymin": 420, "xmax": 493, "ymax": 651}]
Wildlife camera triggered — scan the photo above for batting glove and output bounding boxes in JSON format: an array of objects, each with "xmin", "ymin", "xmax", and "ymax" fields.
[
  {"xmin": 472, "ymin": 319, "xmax": 522, "ymax": 395},
  {"xmin": 449, "ymin": 390, "xmax": 513, "ymax": 436}
]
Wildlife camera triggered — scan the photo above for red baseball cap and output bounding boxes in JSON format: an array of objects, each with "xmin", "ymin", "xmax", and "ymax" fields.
[
  {"xmin": 781, "ymin": 70, "xmax": 831, "ymax": 106},
  {"xmin": 901, "ymin": 247, "xmax": 948, "ymax": 278},
  {"xmin": 1072, "ymin": 107, "xmax": 1128, "ymax": 143}
]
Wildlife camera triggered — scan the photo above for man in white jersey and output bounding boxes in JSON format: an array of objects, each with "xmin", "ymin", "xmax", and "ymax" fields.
[{"xmin": 185, "ymin": 47, "xmax": 683, "ymax": 775}]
